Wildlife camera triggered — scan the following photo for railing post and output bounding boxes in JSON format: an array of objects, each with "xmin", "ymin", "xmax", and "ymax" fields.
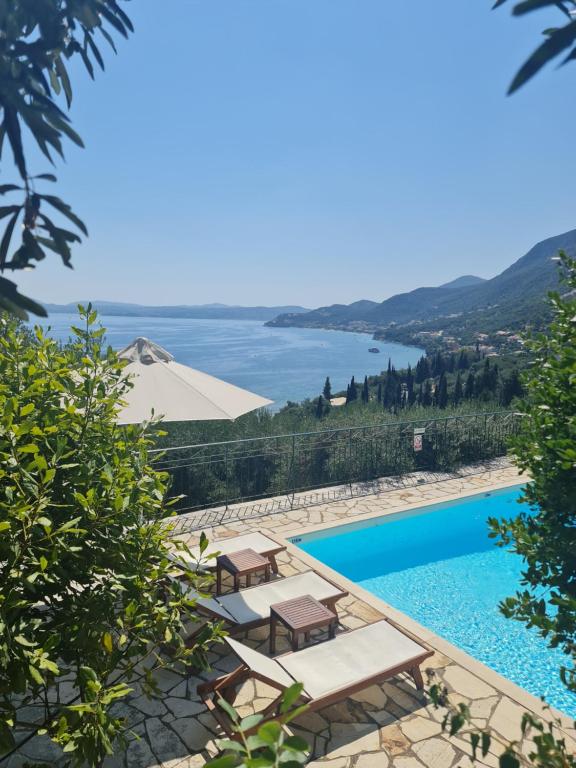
[
  {"xmin": 348, "ymin": 428, "xmax": 353, "ymax": 494},
  {"xmin": 290, "ymin": 434, "xmax": 296, "ymax": 509},
  {"xmin": 225, "ymin": 443, "xmax": 229, "ymax": 511}
]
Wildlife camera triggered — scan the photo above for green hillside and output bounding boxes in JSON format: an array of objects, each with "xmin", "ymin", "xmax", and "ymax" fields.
[{"xmin": 267, "ymin": 229, "xmax": 575, "ymax": 346}]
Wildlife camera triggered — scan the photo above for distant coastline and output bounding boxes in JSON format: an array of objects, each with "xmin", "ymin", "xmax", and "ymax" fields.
[{"xmin": 45, "ymin": 301, "xmax": 309, "ymax": 322}]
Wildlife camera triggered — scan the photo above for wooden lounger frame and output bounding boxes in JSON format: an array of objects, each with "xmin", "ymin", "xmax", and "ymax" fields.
[
  {"xmin": 197, "ymin": 618, "xmax": 434, "ymax": 737},
  {"xmin": 173, "ymin": 538, "xmax": 287, "ymax": 575},
  {"xmin": 188, "ymin": 569, "xmax": 348, "ymax": 637}
]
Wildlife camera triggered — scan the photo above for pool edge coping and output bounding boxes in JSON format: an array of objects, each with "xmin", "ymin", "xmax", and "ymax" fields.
[{"xmin": 274, "ymin": 473, "xmax": 576, "ymax": 731}]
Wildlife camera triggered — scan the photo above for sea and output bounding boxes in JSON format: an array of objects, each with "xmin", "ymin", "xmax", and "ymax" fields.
[{"xmin": 34, "ymin": 313, "xmax": 423, "ymax": 409}]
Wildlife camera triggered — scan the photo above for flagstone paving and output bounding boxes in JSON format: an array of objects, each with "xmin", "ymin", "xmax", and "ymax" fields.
[{"xmin": 7, "ymin": 465, "xmax": 576, "ymax": 768}]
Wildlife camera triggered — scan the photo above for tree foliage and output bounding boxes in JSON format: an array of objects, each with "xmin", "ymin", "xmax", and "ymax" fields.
[
  {"xmin": 495, "ymin": 0, "xmax": 576, "ymax": 94},
  {"xmin": 431, "ymin": 255, "xmax": 576, "ymax": 768},
  {"xmin": 0, "ymin": 308, "xmax": 221, "ymax": 765},
  {"xmin": 0, "ymin": 1, "xmax": 133, "ymax": 318},
  {"xmin": 490, "ymin": 253, "xmax": 576, "ymax": 692},
  {"xmin": 428, "ymin": 674, "xmax": 575, "ymax": 768},
  {"xmin": 205, "ymin": 685, "xmax": 310, "ymax": 768}
]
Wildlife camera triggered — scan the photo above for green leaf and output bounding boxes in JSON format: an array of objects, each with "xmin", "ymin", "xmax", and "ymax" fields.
[
  {"xmin": 283, "ymin": 735, "xmax": 309, "ymax": 752},
  {"xmin": 215, "ymin": 739, "xmax": 245, "ymax": 752},
  {"xmin": 23, "ymin": 230, "xmax": 46, "ymax": 262},
  {"xmin": 0, "ymin": 720, "xmax": 16, "ymax": 753},
  {"xmin": 512, "ymin": 0, "xmax": 572, "ymax": 18},
  {"xmin": 204, "ymin": 756, "xmax": 238, "ymax": 768},
  {"xmin": 499, "ymin": 751, "xmax": 521, "ymax": 768},
  {"xmin": 29, "ymin": 665, "xmax": 45, "ymax": 686},
  {"xmin": 41, "ymin": 195, "xmax": 88, "ymax": 236},
  {"xmin": 0, "ymin": 277, "xmax": 48, "ymax": 318},
  {"xmin": 239, "ymin": 713, "xmax": 264, "ymax": 731},
  {"xmin": 279, "ymin": 682, "xmax": 304, "ymax": 714},
  {"xmin": 257, "ymin": 720, "xmax": 282, "ymax": 744},
  {"xmin": 55, "ymin": 56, "xmax": 73, "ymax": 107},
  {"xmin": 99, "ymin": 27, "xmax": 118, "ymax": 53},
  {"xmin": 0, "ymin": 210, "xmax": 20, "ymax": 270},
  {"xmin": 85, "ymin": 33, "xmax": 105, "ymax": 71},
  {"xmin": 449, "ymin": 713, "xmax": 465, "ymax": 735},
  {"xmin": 19, "ymin": 444, "xmax": 39, "ymax": 454},
  {"xmin": 15, "ymin": 635, "xmax": 36, "ymax": 647},
  {"xmin": 509, "ymin": 20, "xmax": 576, "ymax": 93},
  {"xmin": 244, "ymin": 758, "xmax": 273, "ymax": 768},
  {"xmin": 3, "ymin": 108, "xmax": 27, "ymax": 180},
  {"xmin": 216, "ymin": 696, "xmax": 240, "ymax": 723}
]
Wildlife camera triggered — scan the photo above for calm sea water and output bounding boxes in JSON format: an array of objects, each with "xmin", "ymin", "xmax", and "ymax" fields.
[
  {"xmin": 34, "ymin": 313, "xmax": 422, "ymax": 408},
  {"xmin": 293, "ymin": 487, "xmax": 576, "ymax": 717}
]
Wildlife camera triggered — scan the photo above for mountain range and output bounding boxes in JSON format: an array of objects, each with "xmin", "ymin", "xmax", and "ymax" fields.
[
  {"xmin": 267, "ymin": 228, "xmax": 576, "ymax": 346},
  {"xmin": 45, "ymin": 301, "xmax": 309, "ymax": 322}
]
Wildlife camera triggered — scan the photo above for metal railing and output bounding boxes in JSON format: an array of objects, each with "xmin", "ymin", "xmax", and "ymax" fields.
[{"xmin": 152, "ymin": 411, "xmax": 519, "ymax": 525}]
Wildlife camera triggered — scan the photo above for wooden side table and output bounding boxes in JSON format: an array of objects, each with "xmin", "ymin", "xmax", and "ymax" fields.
[
  {"xmin": 216, "ymin": 548, "xmax": 271, "ymax": 595},
  {"xmin": 270, "ymin": 594, "xmax": 337, "ymax": 654}
]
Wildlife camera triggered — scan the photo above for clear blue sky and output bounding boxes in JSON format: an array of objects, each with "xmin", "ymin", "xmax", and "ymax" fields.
[{"xmin": 16, "ymin": 0, "xmax": 576, "ymax": 308}]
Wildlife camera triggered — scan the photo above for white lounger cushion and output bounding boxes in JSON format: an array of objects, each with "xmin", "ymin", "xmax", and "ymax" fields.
[
  {"xmin": 280, "ymin": 620, "xmax": 427, "ymax": 699},
  {"xmin": 194, "ymin": 596, "xmax": 236, "ymax": 622},
  {"xmin": 226, "ymin": 636, "xmax": 295, "ymax": 689},
  {"xmin": 171, "ymin": 532, "xmax": 282, "ymax": 570},
  {"xmin": 217, "ymin": 571, "xmax": 342, "ymax": 625}
]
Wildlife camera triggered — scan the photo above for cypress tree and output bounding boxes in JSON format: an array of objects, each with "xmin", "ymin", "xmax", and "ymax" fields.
[
  {"xmin": 416, "ymin": 356, "xmax": 431, "ymax": 383},
  {"xmin": 500, "ymin": 369, "xmax": 524, "ymax": 406},
  {"xmin": 377, "ymin": 381, "xmax": 383, "ymax": 404},
  {"xmin": 453, "ymin": 372, "xmax": 463, "ymax": 405},
  {"xmin": 437, "ymin": 372, "xmax": 448, "ymax": 409},
  {"xmin": 323, "ymin": 376, "xmax": 332, "ymax": 400},
  {"xmin": 422, "ymin": 379, "xmax": 433, "ymax": 407},
  {"xmin": 362, "ymin": 376, "xmax": 369, "ymax": 404},
  {"xmin": 406, "ymin": 365, "xmax": 415, "ymax": 406},
  {"xmin": 432, "ymin": 351, "xmax": 445, "ymax": 377},
  {"xmin": 347, "ymin": 376, "xmax": 357, "ymax": 402},
  {"xmin": 415, "ymin": 357, "xmax": 425, "ymax": 383},
  {"xmin": 395, "ymin": 380, "xmax": 403, "ymax": 408},
  {"xmin": 315, "ymin": 395, "xmax": 324, "ymax": 418},
  {"xmin": 464, "ymin": 371, "xmax": 475, "ymax": 399},
  {"xmin": 383, "ymin": 375, "xmax": 395, "ymax": 408}
]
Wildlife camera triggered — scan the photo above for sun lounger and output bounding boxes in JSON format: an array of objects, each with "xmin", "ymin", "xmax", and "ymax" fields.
[
  {"xmin": 198, "ymin": 620, "xmax": 433, "ymax": 735},
  {"xmin": 185, "ymin": 570, "xmax": 347, "ymax": 633},
  {"xmin": 170, "ymin": 532, "xmax": 286, "ymax": 574}
]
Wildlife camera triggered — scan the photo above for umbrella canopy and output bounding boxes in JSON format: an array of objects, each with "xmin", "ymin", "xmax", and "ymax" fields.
[{"xmin": 116, "ymin": 337, "xmax": 273, "ymax": 424}]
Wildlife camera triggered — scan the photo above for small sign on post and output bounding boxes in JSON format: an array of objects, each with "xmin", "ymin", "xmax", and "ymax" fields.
[{"xmin": 413, "ymin": 427, "xmax": 425, "ymax": 452}]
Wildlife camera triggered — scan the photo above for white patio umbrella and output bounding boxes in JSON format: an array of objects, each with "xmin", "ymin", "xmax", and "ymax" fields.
[{"xmin": 116, "ymin": 337, "xmax": 273, "ymax": 424}]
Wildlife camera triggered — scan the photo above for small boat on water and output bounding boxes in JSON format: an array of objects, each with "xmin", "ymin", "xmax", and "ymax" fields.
[{"xmin": 368, "ymin": 347, "xmax": 380, "ymax": 353}]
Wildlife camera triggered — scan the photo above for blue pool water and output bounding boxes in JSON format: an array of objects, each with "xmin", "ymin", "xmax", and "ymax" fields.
[{"xmin": 293, "ymin": 487, "xmax": 576, "ymax": 717}]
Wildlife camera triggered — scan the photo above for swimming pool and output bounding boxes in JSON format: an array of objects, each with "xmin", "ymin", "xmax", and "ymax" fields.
[{"xmin": 291, "ymin": 486, "xmax": 576, "ymax": 717}]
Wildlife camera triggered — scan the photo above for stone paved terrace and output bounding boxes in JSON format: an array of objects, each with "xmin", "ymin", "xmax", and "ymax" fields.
[{"xmin": 8, "ymin": 465, "xmax": 576, "ymax": 768}]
